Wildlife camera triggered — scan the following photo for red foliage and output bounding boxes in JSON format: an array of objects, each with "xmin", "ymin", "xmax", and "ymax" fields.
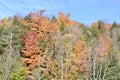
[{"xmin": 22, "ymin": 31, "xmax": 43, "ymax": 70}]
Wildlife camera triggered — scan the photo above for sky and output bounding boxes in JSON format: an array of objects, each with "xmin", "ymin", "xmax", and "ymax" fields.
[{"xmin": 0, "ymin": 0, "xmax": 120, "ymax": 25}]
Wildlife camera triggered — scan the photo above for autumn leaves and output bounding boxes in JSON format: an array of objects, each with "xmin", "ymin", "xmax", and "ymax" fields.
[{"xmin": 21, "ymin": 10, "xmax": 112, "ymax": 80}]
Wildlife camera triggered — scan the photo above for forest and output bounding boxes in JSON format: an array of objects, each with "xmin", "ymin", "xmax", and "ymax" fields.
[{"xmin": 0, "ymin": 10, "xmax": 120, "ymax": 80}]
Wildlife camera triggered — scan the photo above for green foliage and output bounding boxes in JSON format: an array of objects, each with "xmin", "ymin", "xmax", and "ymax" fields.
[
  {"xmin": 0, "ymin": 26, "xmax": 5, "ymax": 53},
  {"xmin": 13, "ymin": 16, "xmax": 20, "ymax": 25},
  {"xmin": 24, "ymin": 13, "xmax": 32, "ymax": 20},
  {"xmin": 90, "ymin": 27, "xmax": 100, "ymax": 39},
  {"xmin": 98, "ymin": 20, "xmax": 105, "ymax": 30},
  {"xmin": 41, "ymin": 77, "xmax": 48, "ymax": 80},
  {"xmin": 10, "ymin": 68, "xmax": 27, "ymax": 80},
  {"xmin": 60, "ymin": 21, "xmax": 65, "ymax": 33},
  {"xmin": 112, "ymin": 22, "xmax": 118, "ymax": 28},
  {"xmin": 0, "ymin": 26, "xmax": 4, "ymax": 34},
  {"xmin": 105, "ymin": 48, "xmax": 120, "ymax": 80},
  {"xmin": 39, "ymin": 39, "xmax": 51, "ymax": 51},
  {"xmin": 0, "ymin": 42, "xmax": 4, "ymax": 54}
]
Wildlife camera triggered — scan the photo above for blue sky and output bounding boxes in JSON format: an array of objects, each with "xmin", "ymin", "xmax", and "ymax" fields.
[{"xmin": 0, "ymin": 0, "xmax": 120, "ymax": 25}]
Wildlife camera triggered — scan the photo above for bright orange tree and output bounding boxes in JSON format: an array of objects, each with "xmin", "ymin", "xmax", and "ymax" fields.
[
  {"xmin": 22, "ymin": 10, "xmax": 55, "ymax": 79},
  {"xmin": 54, "ymin": 12, "xmax": 78, "ymax": 32},
  {"xmin": 27, "ymin": 10, "xmax": 54, "ymax": 40},
  {"xmin": 22, "ymin": 31, "xmax": 42, "ymax": 70}
]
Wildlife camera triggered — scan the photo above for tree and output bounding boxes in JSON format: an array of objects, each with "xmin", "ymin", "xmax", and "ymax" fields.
[
  {"xmin": 0, "ymin": 25, "xmax": 25, "ymax": 80},
  {"xmin": 54, "ymin": 12, "xmax": 78, "ymax": 32},
  {"xmin": 89, "ymin": 34, "xmax": 112, "ymax": 80},
  {"xmin": 10, "ymin": 68, "xmax": 27, "ymax": 80},
  {"xmin": 22, "ymin": 10, "xmax": 54, "ymax": 79}
]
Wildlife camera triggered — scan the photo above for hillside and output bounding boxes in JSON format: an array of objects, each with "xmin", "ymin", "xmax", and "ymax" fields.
[{"xmin": 0, "ymin": 10, "xmax": 120, "ymax": 80}]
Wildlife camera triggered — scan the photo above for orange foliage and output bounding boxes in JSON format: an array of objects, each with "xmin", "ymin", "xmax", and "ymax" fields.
[
  {"xmin": 22, "ymin": 31, "xmax": 43, "ymax": 70},
  {"xmin": 26, "ymin": 10, "xmax": 54, "ymax": 41},
  {"xmin": 96, "ymin": 34, "xmax": 112, "ymax": 62},
  {"xmin": 75, "ymin": 40, "xmax": 90, "ymax": 78},
  {"xmin": 104, "ymin": 24, "xmax": 112, "ymax": 30},
  {"xmin": 54, "ymin": 12, "xmax": 78, "ymax": 31},
  {"xmin": 0, "ymin": 18, "xmax": 12, "ymax": 27},
  {"xmin": 23, "ymin": 11, "xmax": 79, "ymax": 79},
  {"xmin": 22, "ymin": 10, "xmax": 55, "ymax": 79},
  {"xmin": 91, "ymin": 21, "xmax": 112, "ymax": 30}
]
